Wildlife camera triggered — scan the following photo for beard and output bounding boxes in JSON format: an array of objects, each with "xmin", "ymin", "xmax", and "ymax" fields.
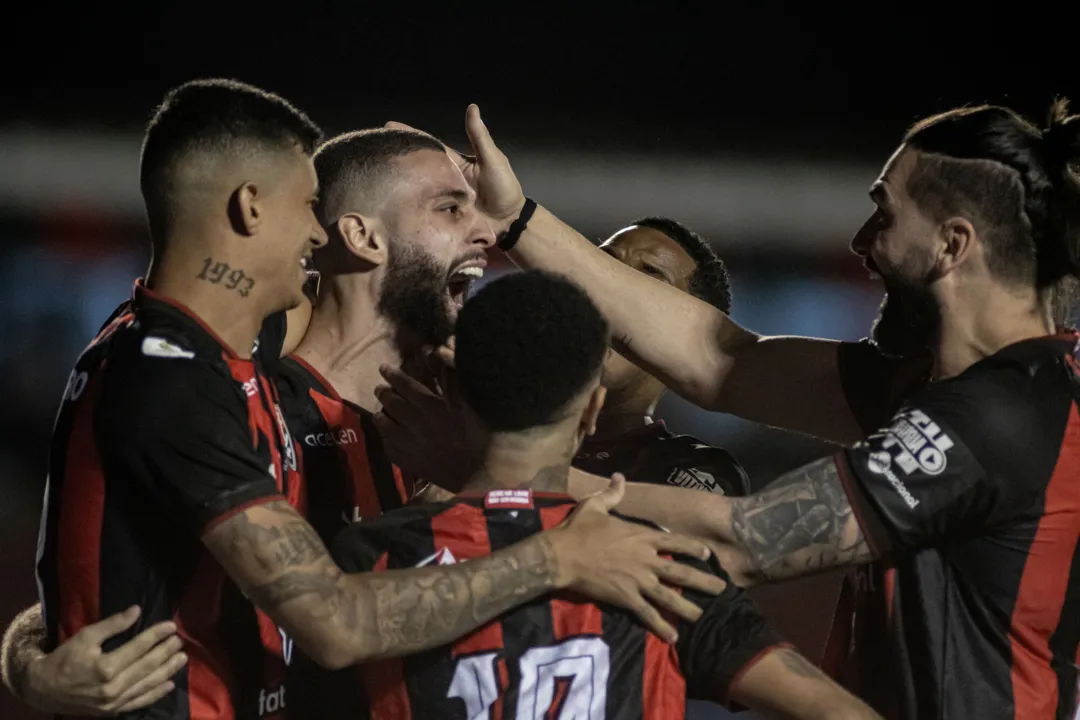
[
  {"xmin": 377, "ymin": 241, "xmax": 454, "ymax": 352},
  {"xmin": 870, "ymin": 271, "xmax": 941, "ymax": 359}
]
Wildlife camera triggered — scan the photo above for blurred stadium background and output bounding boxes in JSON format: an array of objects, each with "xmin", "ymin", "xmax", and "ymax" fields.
[{"xmin": 0, "ymin": 4, "xmax": 1074, "ymax": 718}]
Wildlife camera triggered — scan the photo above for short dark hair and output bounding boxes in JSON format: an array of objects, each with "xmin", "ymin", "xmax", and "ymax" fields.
[
  {"xmin": 140, "ymin": 79, "xmax": 322, "ymax": 234},
  {"xmin": 903, "ymin": 98, "xmax": 1080, "ymax": 289},
  {"xmin": 455, "ymin": 270, "xmax": 610, "ymax": 432},
  {"xmin": 630, "ymin": 216, "xmax": 733, "ymax": 313},
  {"xmin": 313, "ymin": 128, "xmax": 447, "ymax": 224}
]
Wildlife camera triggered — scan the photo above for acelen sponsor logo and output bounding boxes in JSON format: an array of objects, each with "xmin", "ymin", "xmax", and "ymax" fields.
[{"xmin": 303, "ymin": 428, "xmax": 359, "ymax": 447}]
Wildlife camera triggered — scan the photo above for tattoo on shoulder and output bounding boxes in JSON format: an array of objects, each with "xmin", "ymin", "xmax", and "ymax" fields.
[
  {"xmin": 197, "ymin": 257, "xmax": 256, "ymax": 297},
  {"xmin": 730, "ymin": 456, "xmax": 872, "ymax": 581}
]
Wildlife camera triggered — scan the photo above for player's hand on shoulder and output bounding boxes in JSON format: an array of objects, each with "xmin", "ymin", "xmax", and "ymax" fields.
[
  {"xmin": 545, "ymin": 473, "xmax": 727, "ymax": 643},
  {"xmin": 24, "ymin": 606, "xmax": 185, "ymax": 716}
]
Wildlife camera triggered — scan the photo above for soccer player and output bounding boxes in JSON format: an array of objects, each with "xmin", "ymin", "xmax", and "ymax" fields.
[
  {"xmin": 308, "ymin": 269, "xmax": 880, "ymax": 719},
  {"xmin": 1, "ymin": 85, "xmax": 726, "ymax": 720},
  {"xmin": 424, "ymin": 101, "xmax": 1080, "ymax": 719},
  {"xmin": 574, "ymin": 218, "xmax": 749, "ymax": 496}
]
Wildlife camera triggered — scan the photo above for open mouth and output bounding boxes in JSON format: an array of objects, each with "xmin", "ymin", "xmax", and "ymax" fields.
[{"xmin": 445, "ymin": 265, "xmax": 484, "ymax": 312}]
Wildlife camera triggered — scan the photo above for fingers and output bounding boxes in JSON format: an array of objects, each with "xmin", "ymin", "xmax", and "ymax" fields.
[
  {"xmin": 465, "ymin": 104, "xmax": 502, "ymax": 166},
  {"xmin": 102, "ymin": 620, "xmax": 177, "ymax": 670},
  {"xmin": 622, "ymin": 593, "xmax": 678, "ymax": 644},
  {"xmin": 650, "ymin": 531, "xmax": 713, "ymax": 562},
  {"xmin": 106, "ymin": 640, "xmax": 187, "ymax": 712},
  {"xmin": 77, "ymin": 606, "xmax": 141, "ymax": 645},
  {"xmin": 112, "ymin": 678, "xmax": 179, "ymax": 713},
  {"xmin": 379, "ymin": 364, "xmax": 439, "ymax": 401},
  {"xmin": 654, "ymin": 559, "xmax": 728, "ymax": 597},
  {"xmin": 384, "ymin": 121, "xmax": 420, "ymax": 132},
  {"xmin": 641, "ymin": 582, "xmax": 703, "ymax": 625},
  {"xmin": 584, "ymin": 473, "xmax": 626, "ymax": 512}
]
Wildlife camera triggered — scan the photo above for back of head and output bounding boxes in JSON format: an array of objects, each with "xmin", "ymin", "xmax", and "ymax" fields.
[
  {"xmin": 903, "ymin": 98, "xmax": 1080, "ymax": 290},
  {"xmin": 631, "ymin": 216, "xmax": 733, "ymax": 313},
  {"xmin": 456, "ymin": 271, "xmax": 610, "ymax": 432},
  {"xmin": 313, "ymin": 128, "xmax": 447, "ymax": 227},
  {"xmin": 140, "ymin": 78, "xmax": 322, "ymax": 239}
]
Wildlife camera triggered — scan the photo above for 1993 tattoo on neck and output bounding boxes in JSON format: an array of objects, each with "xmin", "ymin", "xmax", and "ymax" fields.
[
  {"xmin": 729, "ymin": 456, "xmax": 872, "ymax": 582},
  {"xmin": 197, "ymin": 257, "xmax": 256, "ymax": 297}
]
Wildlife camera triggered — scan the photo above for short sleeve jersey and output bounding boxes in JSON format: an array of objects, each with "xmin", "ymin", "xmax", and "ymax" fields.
[
  {"xmin": 831, "ymin": 334, "xmax": 1080, "ymax": 720},
  {"xmin": 290, "ymin": 491, "xmax": 784, "ymax": 719},
  {"xmin": 36, "ymin": 282, "xmax": 303, "ymax": 720}
]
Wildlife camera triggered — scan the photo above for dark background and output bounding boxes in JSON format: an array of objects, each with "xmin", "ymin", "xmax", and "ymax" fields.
[{"xmin": 0, "ymin": 4, "xmax": 1074, "ymax": 718}]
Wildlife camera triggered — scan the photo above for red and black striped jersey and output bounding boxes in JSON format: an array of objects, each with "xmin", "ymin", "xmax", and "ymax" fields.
[
  {"xmin": 268, "ymin": 354, "xmax": 411, "ymax": 545},
  {"xmin": 35, "ymin": 282, "xmax": 303, "ymax": 720},
  {"xmin": 830, "ymin": 333, "xmax": 1080, "ymax": 720},
  {"xmin": 573, "ymin": 421, "xmax": 750, "ymax": 497},
  {"xmin": 297, "ymin": 490, "xmax": 783, "ymax": 719}
]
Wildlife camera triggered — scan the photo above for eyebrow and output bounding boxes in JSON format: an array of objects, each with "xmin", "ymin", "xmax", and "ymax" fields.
[{"xmin": 427, "ymin": 187, "xmax": 470, "ymax": 203}]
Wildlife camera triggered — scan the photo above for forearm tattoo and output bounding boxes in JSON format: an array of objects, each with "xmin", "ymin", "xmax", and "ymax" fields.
[
  {"xmin": 217, "ymin": 501, "xmax": 558, "ymax": 660},
  {"xmin": 1, "ymin": 604, "xmax": 46, "ymax": 698},
  {"xmin": 729, "ymin": 457, "xmax": 872, "ymax": 582},
  {"xmin": 196, "ymin": 257, "xmax": 255, "ymax": 297}
]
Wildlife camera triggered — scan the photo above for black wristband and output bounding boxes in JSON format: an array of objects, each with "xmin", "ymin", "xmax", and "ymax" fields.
[{"xmin": 496, "ymin": 197, "xmax": 537, "ymax": 252}]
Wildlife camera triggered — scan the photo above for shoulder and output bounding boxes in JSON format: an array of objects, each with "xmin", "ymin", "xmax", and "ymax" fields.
[
  {"xmin": 331, "ymin": 502, "xmax": 456, "ymax": 570},
  {"xmin": 647, "ymin": 431, "xmax": 751, "ymax": 496}
]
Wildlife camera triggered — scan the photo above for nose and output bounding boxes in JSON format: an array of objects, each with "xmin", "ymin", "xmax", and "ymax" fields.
[
  {"xmin": 311, "ymin": 221, "xmax": 329, "ymax": 250},
  {"xmin": 470, "ymin": 215, "xmax": 497, "ymax": 250},
  {"xmin": 850, "ymin": 215, "xmax": 874, "ymax": 257}
]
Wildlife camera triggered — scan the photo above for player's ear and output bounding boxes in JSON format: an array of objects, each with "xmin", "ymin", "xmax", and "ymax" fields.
[
  {"xmin": 337, "ymin": 213, "xmax": 389, "ymax": 267},
  {"xmin": 581, "ymin": 385, "xmax": 607, "ymax": 438},
  {"xmin": 228, "ymin": 182, "xmax": 261, "ymax": 236}
]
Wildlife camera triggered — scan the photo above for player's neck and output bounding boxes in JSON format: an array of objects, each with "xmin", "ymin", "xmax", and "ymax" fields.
[
  {"xmin": 591, "ymin": 390, "xmax": 659, "ymax": 444},
  {"xmin": 292, "ymin": 280, "xmax": 399, "ymax": 412},
  {"xmin": 463, "ymin": 432, "xmax": 576, "ymax": 494},
  {"xmin": 145, "ymin": 243, "xmax": 268, "ymax": 360},
  {"xmin": 934, "ymin": 288, "xmax": 1052, "ymax": 380}
]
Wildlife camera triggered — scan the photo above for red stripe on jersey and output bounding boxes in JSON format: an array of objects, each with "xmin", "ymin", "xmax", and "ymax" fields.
[
  {"xmin": 643, "ymin": 631, "xmax": 685, "ymax": 719},
  {"xmin": 308, "ymin": 390, "xmax": 387, "ymax": 519},
  {"xmin": 1009, "ymin": 403, "xmax": 1080, "ymax": 720},
  {"xmin": 364, "ymin": 552, "xmax": 413, "ymax": 720},
  {"xmin": 537, "ymin": 505, "xmax": 604, "ymax": 639},
  {"xmin": 56, "ymin": 375, "xmax": 105, "ymax": 643},
  {"xmin": 175, "ymin": 554, "xmax": 235, "ymax": 720},
  {"xmin": 434, "ymin": 504, "xmax": 506, "ymax": 656}
]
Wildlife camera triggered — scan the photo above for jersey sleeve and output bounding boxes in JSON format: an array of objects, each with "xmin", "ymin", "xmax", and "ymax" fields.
[
  {"xmin": 837, "ymin": 377, "xmax": 1028, "ymax": 556},
  {"xmin": 676, "ymin": 556, "xmax": 786, "ymax": 707},
  {"xmin": 330, "ymin": 524, "xmax": 389, "ymax": 574},
  {"xmin": 96, "ymin": 349, "xmax": 282, "ymax": 535}
]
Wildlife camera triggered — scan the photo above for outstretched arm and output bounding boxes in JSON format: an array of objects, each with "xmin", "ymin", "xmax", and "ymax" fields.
[
  {"xmin": 570, "ymin": 456, "xmax": 875, "ymax": 588},
  {"xmin": 205, "ymin": 479, "xmax": 726, "ymax": 669}
]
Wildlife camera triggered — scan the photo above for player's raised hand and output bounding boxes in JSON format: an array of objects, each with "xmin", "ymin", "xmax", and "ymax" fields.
[
  {"xmin": 386, "ymin": 105, "xmax": 526, "ymax": 231},
  {"xmin": 546, "ymin": 474, "xmax": 728, "ymax": 643},
  {"xmin": 21, "ymin": 606, "xmax": 186, "ymax": 715}
]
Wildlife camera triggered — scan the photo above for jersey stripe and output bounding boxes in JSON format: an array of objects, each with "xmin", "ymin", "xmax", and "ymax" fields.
[
  {"xmin": 56, "ymin": 374, "xmax": 105, "ymax": 644},
  {"xmin": 1009, "ymin": 403, "xmax": 1080, "ymax": 719},
  {"xmin": 1050, "ymin": 536, "xmax": 1080, "ymax": 718},
  {"xmin": 358, "ymin": 407, "xmax": 410, "ymax": 510},
  {"xmin": 436, "ymin": 505, "xmax": 505, "ymax": 657},
  {"xmin": 175, "ymin": 553, "xmax": 235, "ymax": 720}
]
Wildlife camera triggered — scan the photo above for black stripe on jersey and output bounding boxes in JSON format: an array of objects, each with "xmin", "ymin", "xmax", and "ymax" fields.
[
  {"xmin": 603, "ymin": 597, "xmax": 646, "ymax": 718},
  {"xmin": 219, "ymin": 580, "xmax": 265, "ymax": 720},
  {"xmin": 1050, "ymin": 537, "xmax": 1080, "ymax": 719},
  {"xmin": 357, "ymin": 406, "xmax": 405, "ymax": 512},
  {"xmin": 37, "ymin": 424, "xmax": 69, "ymax": 651},
  {"xmin": 294, "ymin": 402, "xmax": 349, "ymax": 547},
  {"xmin": 485, "ymin": 507, "xmax": 554, "ymax": 719}
]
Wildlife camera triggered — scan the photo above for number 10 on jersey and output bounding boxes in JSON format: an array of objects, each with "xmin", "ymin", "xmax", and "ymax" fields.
[{"xmin": 448, "ymin": 637, "xmax": 610, "ymax": 719}]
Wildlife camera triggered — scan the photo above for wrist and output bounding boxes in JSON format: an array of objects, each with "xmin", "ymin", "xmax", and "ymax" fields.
[{"xmin": 536, "ymin": 528, "xmax": 577, "ymax": 590}]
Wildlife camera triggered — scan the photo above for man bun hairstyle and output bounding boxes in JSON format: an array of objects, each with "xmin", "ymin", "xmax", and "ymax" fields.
[{"xmin": 903, "ymin": 97, "xmax": 1080, "ymax": 290}]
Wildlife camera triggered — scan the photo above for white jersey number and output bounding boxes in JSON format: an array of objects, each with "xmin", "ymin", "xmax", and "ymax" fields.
[{"xmin": 447, "ymin": 636, "xmax": 610, "ymax": 719}]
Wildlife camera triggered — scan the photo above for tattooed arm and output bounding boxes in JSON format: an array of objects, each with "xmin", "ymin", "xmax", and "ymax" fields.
[
  {"xmin": 204, "ymin": 485, "xmax": 725, "ymax": 668},
  {"xmin": 570, "ymin": 456, "xmax": 876, "ymax": 587}
]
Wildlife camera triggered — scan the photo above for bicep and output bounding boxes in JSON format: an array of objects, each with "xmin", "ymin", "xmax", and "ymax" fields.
[
  {"xmin": 730, "ymin": 455, "xmax": 876, "ymax": 584},
  {"xmin": 714, "ymin": 336, "xmax": 865, "ymax": 446}
]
